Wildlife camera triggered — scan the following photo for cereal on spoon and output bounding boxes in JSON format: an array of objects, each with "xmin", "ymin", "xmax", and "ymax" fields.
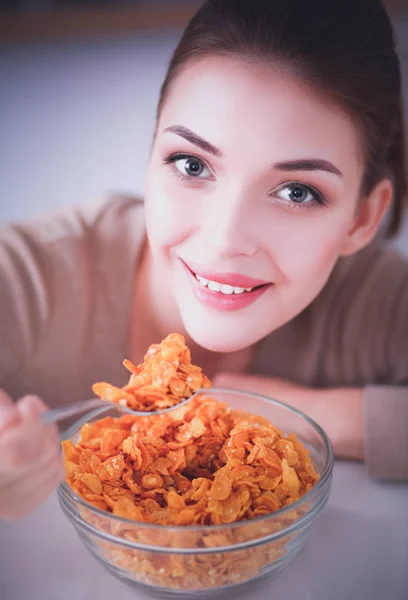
[{"xmin": 92, "ymin": 333, "xmax": 211, "ymax": 412}]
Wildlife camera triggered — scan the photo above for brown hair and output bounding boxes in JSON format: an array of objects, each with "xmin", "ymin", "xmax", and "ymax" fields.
[{"xmin": 157, "ymin": 0, "xmax": 406, "ymax": 237}]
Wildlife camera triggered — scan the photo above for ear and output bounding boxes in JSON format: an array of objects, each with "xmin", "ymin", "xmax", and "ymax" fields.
[{"xmin": 340, "ymin": 178, "xmax": 393, "ymax": 257}]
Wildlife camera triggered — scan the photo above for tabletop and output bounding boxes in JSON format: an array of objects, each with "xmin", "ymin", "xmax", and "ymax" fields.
[{"xmin": 1, "ymin": 461, "xmax": 407, "ymax": 600}]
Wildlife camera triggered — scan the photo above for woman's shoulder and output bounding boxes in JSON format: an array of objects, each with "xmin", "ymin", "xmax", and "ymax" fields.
[
  {"xmin": 313, "ymin": 239, "xmax": 408, "ymax": 384},
  {"xmin": 0, "ymin": 192, "xmax": 145, "ymax": 295},
  {"xmin": 325, "ymin": 240, "xmax": 408, "ymax": 314},
  {"xmin": 0, "ymin": 193, "xmax": 145, "ymax": 388},
  {"xmin": 0, "ymin": 192, "xmax": 144, "ymax": 242},
  {"xmin": 0, "ymin": 192, "xmax": 146, "ymax": 317},
  {"xmin": 336, "ymin": 239, "xmax": 407, "ymax": 283},
  {"xmin": 0, "ymin": 193, "xmax": 146, "ymax": 287}
]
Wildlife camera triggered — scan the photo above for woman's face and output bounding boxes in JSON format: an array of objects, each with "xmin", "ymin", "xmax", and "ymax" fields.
[{"xmin": 145, "ymin": 57, "xmax": 364, "ymax": 352}]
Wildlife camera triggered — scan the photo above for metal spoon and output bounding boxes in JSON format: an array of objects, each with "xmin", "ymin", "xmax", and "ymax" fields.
[{"xmin": 41, "ymin": 391, "xmax": 201, "ymax": 425}]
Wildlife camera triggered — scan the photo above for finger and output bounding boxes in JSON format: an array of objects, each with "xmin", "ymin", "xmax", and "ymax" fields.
[
  {"xmin": 17, "ymin": 395, "xmax": 59, "ymax": 439},
  {"xmin": 0, "ymin": 418, "xmax": 52, "ymax": 472},
  {"xmin": 0, "ymin": 392, "xmax": 59, "ymax": 474},
  {"xmin": 0, "ymin": 389, "xmax": 21, "ymax": 433},
  {"xmin": 0, "ymin": 445, "xmax": 64, "ymax": 495},
  {"xmin": 17, "ymin": 394, "xmax": 48, "ymax": 417},
  {"xmin": 0, "ymin": 457, "xmax": 65, "ymax": 520},
  {"xmin": 0, "ymin": 428, "xmax": 62, "ymax": 484}
]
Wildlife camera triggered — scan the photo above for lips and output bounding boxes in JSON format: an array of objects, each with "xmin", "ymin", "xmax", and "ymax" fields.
[
  {"xmin": 180, "ymin": 258, "xmax": 272, "ymax": 311},
  {"xmin": 181, "ymin": 260, "xmax": 270, "ymax": 289}
]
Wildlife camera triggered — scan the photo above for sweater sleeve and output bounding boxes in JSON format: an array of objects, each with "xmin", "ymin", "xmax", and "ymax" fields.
[
  {"xmin": 361, "ymin": 247, "xmax": 408, "ymax": 480},
  {"xmin": 338, "ymin": 245, "xmax": 408, "ymax": 480},
  {"xmin": 364, "ymin": 386, "xmax": 408, "ymax": 480}
]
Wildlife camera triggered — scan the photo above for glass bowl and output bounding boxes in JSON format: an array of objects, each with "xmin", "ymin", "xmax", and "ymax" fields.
[{"xmin": 58, "ymin": 388, "xmax": 334, "ymax": 598}]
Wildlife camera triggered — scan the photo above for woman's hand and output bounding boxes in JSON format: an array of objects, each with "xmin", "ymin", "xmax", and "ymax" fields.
[
  {"xmin": 0, "ymin": 389, "xmax": 65, "ymax": 520},
  {"xmin": 213, "ymin": 372, "xmax": 364, "ymax": 460}
]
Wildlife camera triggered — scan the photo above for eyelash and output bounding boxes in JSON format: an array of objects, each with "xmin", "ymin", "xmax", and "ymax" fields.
[
  {"xmin": 163, "ymin": 153, "xmax": 327, "ymax": 208},
  {"xmin": 163, "ymin": 153, "xmax": 212, "ymax": 183},
  {"xmin": 270, "ymin": 181, "xmax": 327, "ymax": 210}
]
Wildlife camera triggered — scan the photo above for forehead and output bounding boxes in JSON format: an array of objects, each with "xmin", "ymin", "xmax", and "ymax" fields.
[{"xmin": 158, "ymin": 56, "xmax": 362, "ymax": 176}]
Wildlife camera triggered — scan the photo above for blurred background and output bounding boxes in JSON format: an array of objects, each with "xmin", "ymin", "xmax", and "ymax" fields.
[{"xmin": 0, "ymin": 0, "xmax": 408, "ymax": 257}]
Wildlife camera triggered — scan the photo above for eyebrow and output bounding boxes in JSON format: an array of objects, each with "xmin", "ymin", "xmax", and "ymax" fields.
[
  {"xmin": 164, "ymin": 125, "xmax": 223, "ymax": 157},
  {"xmin": 163, "ymin": 126, "xmax": 342, "ymax": 177},
  {"xmin": 273, "ymin": 159, "xmax": 343, "ymax": 177}
]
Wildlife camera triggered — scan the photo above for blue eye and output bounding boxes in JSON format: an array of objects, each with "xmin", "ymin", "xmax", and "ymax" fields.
[
  {"xmin": 273, "ymin": 182, "xmax": 326, "ymax": 206},
  {"xmin": 165, "ymin": 153, "xmax": 212, "ymax": 179}
]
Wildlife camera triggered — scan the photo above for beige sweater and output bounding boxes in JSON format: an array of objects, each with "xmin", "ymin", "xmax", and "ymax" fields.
[{"xmin": 1, "ymin": 196, "xmax": 407, "ymax": 480}]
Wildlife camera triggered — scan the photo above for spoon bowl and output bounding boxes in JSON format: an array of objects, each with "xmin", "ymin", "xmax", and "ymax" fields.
[{"xmin": 42, "ymin": 391, "xmax": 200, "ymax": 425}]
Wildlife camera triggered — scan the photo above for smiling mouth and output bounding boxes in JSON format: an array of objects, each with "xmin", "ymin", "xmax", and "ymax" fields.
[
  {"xmin": 183, "ymin": 262, "xmax": 271, "ymax": 296},
  {"xmin": 194, "ymin": 273, "xmax": 267, "ymax": 295}
]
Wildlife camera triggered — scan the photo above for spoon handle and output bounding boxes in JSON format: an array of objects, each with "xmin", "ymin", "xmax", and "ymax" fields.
[
  {"xmin": 42, "ymin": 398, "xmax": 106, "ymax": 425},
  {"xmin": 42, "ymin": 389, "xmax": 202, "ymax": 425}
]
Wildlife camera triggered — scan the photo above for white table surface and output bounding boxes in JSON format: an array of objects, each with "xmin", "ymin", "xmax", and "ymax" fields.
[{"xmin": 1, "ymin": 461, "xmax": 407, "ymax": 600}]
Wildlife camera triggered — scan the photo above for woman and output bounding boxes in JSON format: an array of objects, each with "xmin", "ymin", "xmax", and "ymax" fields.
[{"xmin": 0, "ymin": 0, "xmax": 407, "ymax": 520}]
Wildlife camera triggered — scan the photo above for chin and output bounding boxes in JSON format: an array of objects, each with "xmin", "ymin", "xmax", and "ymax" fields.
[{"xmin": 180, "ymin": 312, "xmax": 269, "ymax": 353}]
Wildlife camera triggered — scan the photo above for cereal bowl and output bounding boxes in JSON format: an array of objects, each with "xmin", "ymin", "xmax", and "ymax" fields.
[{"xmin": 58, "ymin": 388, "xmax": 334, "ymax": 597}]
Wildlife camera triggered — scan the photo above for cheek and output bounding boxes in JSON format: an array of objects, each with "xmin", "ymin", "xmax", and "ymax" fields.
[{"xmin": 265, "ymin": 210, "xmax": 353, "ymax": 284}]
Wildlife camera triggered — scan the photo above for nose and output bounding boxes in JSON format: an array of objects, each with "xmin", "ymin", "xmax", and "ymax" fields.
[{"xmin": 200, "ymin": 191, "xmax": 258, "ymax": 258}]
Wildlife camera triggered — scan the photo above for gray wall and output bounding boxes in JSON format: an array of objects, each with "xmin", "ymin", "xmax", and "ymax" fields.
[{"xmin": 1, "ymin": 25, "xmax": 408, "ymax": 257}]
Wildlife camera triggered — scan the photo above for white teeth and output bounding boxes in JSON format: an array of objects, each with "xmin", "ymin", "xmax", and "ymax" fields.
[
  {"xmin": 208, "ymin": 281, "xmax": 222, "ymax": 292},
  {"xmin": 220, "ymin": 284, "xmax": 234, "ymax": 295},
  {"xmin": 195, "ymin": 274, "xmax": 254, "ymax": 295}
]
